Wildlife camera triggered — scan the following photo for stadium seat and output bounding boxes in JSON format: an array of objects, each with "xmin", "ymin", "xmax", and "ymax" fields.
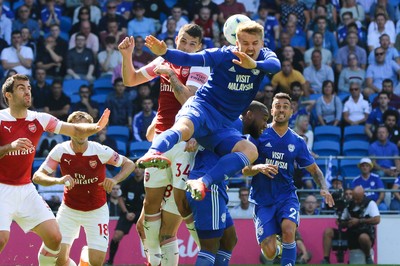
[
  {"xmin": 93, "ymin": 78, "xmax": 113, "ymax": 95},
  {"xmin": 313, "ymin": 140, "xmax": 341, "ymax": 156},
  {"xmin": 107, "ymin": 125, "xmax": 130, "ymax": 142},
  {"xmin": 315, "ymin": 158, "xmax": 339, "ymax": 176},
  {"xmin": 314, "ymin": 125, "xmax": 342, "ymax": 142},
  {"xmin": 60, "ymin": 16, "xmax": 72, "ymax": 33},
  {"xmin": 91, "ymin": 94, "xmax": 107, "ymax": 113},
  {"xmin": 340, "ymin": 159, "xmax": 360, "ymax": 187},
  {"xmin": 70, "ymin": 94, "xmax": 80, "ymax": 104},
  {"xmin": 343, "ymin": 125, "xmax": 368, "ymax": 141},
  {"xmin": 309, "ymin": 93, "xmax": 322, "ymax": 101},
  {"xmin": 338, "ymin": 92, "xmax": 350, "ymax": 102},
  {"xmin": 129, "ymin": 141, "xmax": 151, "ymax": 159},
  {"xmin": 115, "ymin": 140, "xmax": 127, "ymax": 156},
  {"xmin": 63, "ymin": 79, "xmax": 89, "ymax": 97},
  {"xmin": 369, "ymin": 93, "xmax": 378, "ymax": 103},
  {"xmin": 342, "ymin": 140, "xmax": 369, "ymax": 156}
]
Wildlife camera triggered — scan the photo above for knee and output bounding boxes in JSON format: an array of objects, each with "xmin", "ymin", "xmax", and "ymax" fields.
[
  {"xmin": 261, "ymin": 241, "xmax": 277, "ymax": 260},
  {"xmin": 281, "ymin": 227, "xmax": 295, "ymax": 243},
  {"xmin": 0, "ymin": 234, "xmax": 9, "ymax": 252},
  {"xmin": 358, "ymin": 233, "xmax": 371, "ymax": 245},
  {"xmin": 323, "ymin": 228, "xmax": 334, "ymax": 239},
  {"xmin": 136, "ymin": 222, "xmax": 145, "ymax": 239}
]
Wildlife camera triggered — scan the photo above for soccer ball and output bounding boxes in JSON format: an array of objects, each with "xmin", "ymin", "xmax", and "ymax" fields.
[{"xmin": 223, "ymin": 14, "xmax": 251, "ymax": 45}]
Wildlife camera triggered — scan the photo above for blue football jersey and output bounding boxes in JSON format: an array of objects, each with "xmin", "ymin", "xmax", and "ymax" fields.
[
  {"xmin": 351, "ymin": 173, "xmax": 385, "ymax": 202},
  {"xmin": 249, "ymin": 125, "xmax": 315, "ymax": 206}
]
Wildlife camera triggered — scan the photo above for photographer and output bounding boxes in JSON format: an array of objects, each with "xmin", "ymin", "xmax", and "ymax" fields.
[
  {"xmin": 340, "ymin": 186, "xmax": 380, "ymax": 264},
  {"xmin": 321, "ymin": 188, "xmax": 353, "ymax": 264}
]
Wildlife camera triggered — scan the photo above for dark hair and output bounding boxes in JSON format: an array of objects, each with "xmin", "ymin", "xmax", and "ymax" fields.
[
  {"xmin": 78, "ymin": 6, "xmax": 91, "ymax": 21},
  {"xmin": 383, "ymin": 109, "xmax": 399, "ymax": 122},
  {"xmin": 382, "ymin": 79, "xmax": 393, "ymax": 86},
  {"xmin": 178, "ymin": 23, "xmax": 203, "ymax": 42},
  {"xmin": 241, "ymin": 100, "xmax": 269, "ymax": 117},
  {"xmin": 290, "ymin": 81, "xmax": 302, "ymax": 90},
  {"xmin": 114, "ymin": 77, "xmax": 123, "ymax": 86},
  {"xmin": 377, "ymin": 91, "xmax": 389, "ymax": 99},
  {"xmin": 322, "ymin": 80, "xmax": 335, "ymax": 95},
  {"xmin": 51, "ymin": 79, "xmax": 63, "ymax": 88},
  {"xmin": 312, "ymin": 31, "xmax": 323, "ymax": 38},
  {"xmin": 239, "ymin": 186, "xmax": 249, "ymax": 196},
  {"xmin": 273, "ymin": 92, "xmax": 292, "ymax": 103},
  {"xmin": 2, "ymin": 74, "xmax": 29, "ymax": 106}
]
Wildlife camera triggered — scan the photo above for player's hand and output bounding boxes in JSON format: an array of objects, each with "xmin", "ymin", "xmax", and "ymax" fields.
[
  {"xmin": 99, "ymin": 177, "xmax": 117, "ymax": 193},
  {"xmin": 256, "ymin": 164, "xmax": 278, "ymax": 178},
  {"xmin": 118, "ymin": 36, "xmax": 135, "ymax": 57},
  {"xmin": 61, "ymin": 175, "xmax": 75, "ymax": 190},
  {"xmin": 96, "ymin": 109, "xmax": 110, "ymax": 131},
  {"xmin": 154, "ymin": 65, "xmax": 173, "ymax": 77},
  {"xmin": 231, "ymin": 51, "xmax": 257, "ymax": 69},
  {"xmin": 145, "ymin": 35, "xmax": 167, "ymax": 56},
  {"xmin": 9, "ymin": 138, "xmax": 33, "ymax": 151},
  {"xmin": 126, "ymin": 212, "xmax": 135, "ymax": 221},
  {"xmin": 321, "ymin": 188, "xmax": 334, "ymax": 208},
  {"xmin": 184, "ymin": 138, "xmax": 198, "ymax": 152}
]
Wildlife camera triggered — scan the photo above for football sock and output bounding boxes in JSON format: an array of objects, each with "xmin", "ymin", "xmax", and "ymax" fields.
[
  {"xmin": 215, "ymin": 249, "xmax": 232, "ymax": 265},
  {"xmin": 184, "ymin": 214, "xmax": 200, "ymax": 248},
  {"xmin": 108, "ymin": 239, "xmax": 119, "ymax": 264},
  {"xmin": 144, "ymin": 213, "xmax": 162, "ymax": 266},
  {"xmin": 281, "ymin": 241, "xmax": 296, "ymax": 266},
  {"xmin": 202, "ymin": 152, "xmax": 250, "ymax": 187},
  {"xmin": 160, "ymin": 237, "xmax": 179, "ymax": 266},
  {"xmin": 196, "ymin": 250, "xmax": 215, "ymax": 266},
  {"xmin": 38, "ymin": 244, "xmax": 60, "ymax": 266},
  {"xmin": 150, "ymin": 129, "xmax": 182, "ymax": 153},
  {"xmin": 67, "ymin": 258, "xmax": 77, "ymax": 266}
]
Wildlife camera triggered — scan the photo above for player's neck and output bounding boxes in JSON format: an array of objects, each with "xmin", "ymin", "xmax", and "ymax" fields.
[
  {"xmin": 9, "ymin": 106, "xmax": 28, "ymax": 119},
  {"xmin": 70, "ymin": 141, "xmax": 88, "ymax": 153},
  {"xmin": 272, "ymin": 122, "xmax": 289, "ymax": 136}
]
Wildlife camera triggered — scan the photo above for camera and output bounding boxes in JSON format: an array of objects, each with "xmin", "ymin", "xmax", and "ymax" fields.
[{"xmin": 331, "ymin": 189, "xmax": 349, "ymax": 263}]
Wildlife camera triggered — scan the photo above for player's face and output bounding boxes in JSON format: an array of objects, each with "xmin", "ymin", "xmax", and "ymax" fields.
[
  {"xmin": 247, "ymin": 110, "xmax": 269, "ymax": 138},
  {"xmin": 9, "ymin": 79, "xmax": 32, "ymax": 109},
  {"xmin": 236, "ymin": 32, "xmax": 263, "ymax": 60},
  {"xmin": 271, "ymin": 98, "xmax": 292, "ymax": 124},
  {"xmin": 71, "ymin": 119, "xmax": 90, "ymax": 145},
  {"xmin": 175, "ymin": 32, "xmax": 202, "ymax": 53}
]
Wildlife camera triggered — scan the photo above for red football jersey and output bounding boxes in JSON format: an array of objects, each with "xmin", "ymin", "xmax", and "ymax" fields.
[
  {"xmin": 140, "ymin": 57, "xmax": 209, "ymax": 133},
  {"xmin": 42, "ymin": 141, "xmax": 123, "ymax": 211},
  {"xmin": 0, "ymin": 109, "xmax": 61, "ymax": 185}
]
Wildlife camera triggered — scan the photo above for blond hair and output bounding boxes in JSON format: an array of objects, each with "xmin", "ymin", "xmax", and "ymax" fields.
[
  {"xmin": 67, "ymin": 111, "xmax": 94, "ymax": 124},
  {"xmin": 236, "ymin": 20, "xmax": 264, "ymax": 40}
]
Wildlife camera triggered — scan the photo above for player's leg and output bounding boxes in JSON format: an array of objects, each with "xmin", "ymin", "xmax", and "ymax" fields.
[
  {"xmin": 159, "ymin": 209, "xmax": 182, "ymax": 266},
  {"xmin": 55, "ymin": 243, "xmax": 76, "ymax": 266},
  {"xmin": 0, "ymin": 231, "xmax": 10, "ymax": 253},
  {"xmin": 278, "ymin": 199, "xmax": 300, "ymax": 266},
  {"xmin": 33, "ymin": 219, "xmax": 62, "ymax": 265},
  {"xmin": 215, "ymin": 213, "xmax": 237, "ymax": 266},
  {"xmin": 196, "ymin": 234, "xmax": 222, "ymax": 266},
  {"xmin": 87, "ymin": 248, "xmax": 107, "ymax": 266},
  {"xmin": 0, "ymin": 184, "xmax": 14, "ymax": 252}
]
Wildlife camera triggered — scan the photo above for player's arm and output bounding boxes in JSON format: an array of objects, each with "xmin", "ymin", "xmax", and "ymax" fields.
[
  {"xmin": 32, "ymin": 159, "xmax": 75, "ymax": 189},
  {"xmin": 305, "ymin": 163, "xmax": 334, "ymax": 207},
  {"xmin": 146, "ymin": 116, "xmax": 157, "ymax": 141},
  {"xmin": 99, "ymin": 156, "xmax": 135, "ymax": 193},
  {"xmin": 232, "ymin": 50, "xmax": 281, "ymax": 74},
  {"xmin": 118, "ymin": 193, "xmax": 135, "ymax": 221},
  {"xmin": 0, "ymin": 138, "xmax": 33, "ymax": 159},
  {"xmin": 58, "ymin": 108, "xmax": 110, "ymax": 138},
  {"xmin": 242, "ymin": 163, "xmax": 278, "ymax": 178}
]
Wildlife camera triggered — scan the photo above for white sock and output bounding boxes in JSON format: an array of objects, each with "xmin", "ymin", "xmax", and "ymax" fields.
[
  {"xmin": 38, "ymin": 244, "xmax": 60, "ymax": 266},
  {"xmin": 144, "ymin": 213, "xmax": 162, "ymax": 266},
  {"xmin": 68, "ymin": 258, "xmax": 77, "ymax": 266},
  {"xmin": 161, "ymin": 237, "xmax": 179, "ymax": 266},
  {"xmin": 184, "ymin": 214, "xmax": 200, "ymax": 248}
]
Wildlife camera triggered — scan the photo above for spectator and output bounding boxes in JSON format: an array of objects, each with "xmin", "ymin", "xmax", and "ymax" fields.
[
  {"xmin": 308, "ymin": 16, "xmax": 338, "ymax": 57},
  {"xmin": 65, "ymin": 33, "xmax": 96, "ymax": 82},
  {"xmin": 0, "ymin": 69, "xmax": 17, "ymax": 109},
  {"xmin": 365, "ymin": 47, "xmax": 400, "ymax": 96},
  {"xmin": 311, "ymin": 0, "xmax": 337, "ymax": 26},
  {"xmin": 382, "ymin": 109, "xmax": 400, "ymax": 148},
  {"xmin": 69, "ymin": 5, "xmax": 99, "ymax": 36},
  {"xmin": 157, "ymin": 18, "xmax": 178, "ymax": 42},
  {"xmin": 337, "ymin": 12, "xmax": 366, "ymax": 47},
  {"xmin": 368, "ymin": 33, "xmax": 400, "ymax": 65},
  {"xmin": 111, "ymin": 0, "xmax": 134, "ymax": 20},
  {"xmin": 12, "ymin": 5, "xmax": 40, "ymax": 40},
  {"xmin": 303, "ymin": 49, "xmax": 335, "ymax": 94},
  {"xmin": 100, "ymin": 18, "xmax": 127, "ymax": 49},
  {"xmin": 105, "ymin": 77, "xmax": 133, "ymax": 128},
  {"xmin": 304, "ymin": 32, "xmax": 333, "ymax": 67},
  {"xmin": 69, "ymin": 20, "xmax": 100, "ymax": 56},
  {"xmin": 307, "ymin": 4, "xmax": 336, "ymax": 39},
  {"xmin": 127, "ymin": 2, "xmax": 156, "ymax": 39},
  {"xmin": 31, "ymin": 68, "xmax": 51, "ymax": 111},
  {"xmin": 217, "ymin": 0, "xmax": 246, "ymax": 27},
  {"xmin": 352, "ymin": 158, "xmax": 388, "ymax": 210},
  {"xmin": 372, "ymin": 79, "xmax": 400, "ymax": 109},
  {"xmin": 20, "ymin": 27, "xmax": 36, "ymax": 57},
  {"xmin": 72, "ymin": 0, "xmax": 102, "ymax": 25},
  {"xmin": 339, "ymin": 0, "xmax": 365, "ymax": 23},
  {"xmin": 365, "ymin": 91, "xmax": 395, "ymax": 140},
  {"xmin": 93, "ymin": 125, "xmax": 119, "ymax": 176},
  {"xmin": 285, "ymin": 21, "xmax": 307, "ymax": 53},
  {"xmin": 282, "ymin": 45, "xmax": 304, "ymax": 72},
  {"xmin": 230, "ymin": 187, "xmax": 254, "ymax": 219},
  {"xmin": 255, "ymin": 84, "xmax": 274, "ymax": 116},
  {"xmin": 36, "ymin": 35, "xmax": 64, "ymax": 78},
  {"xmin": 47, "ymin": 24, "xmax": 68, "ymax": 58},
  {"xmin": 108, "ymin": 184, "xmax": 122, "ymax": 217},
  {"xmin": 301, "ymin": 194, "xmax": 320, "ymax": 215},
  {"xmin": 275, "ymin": 32, "xmax": 305, "ymax": 69},
  {"xmin": 70, "ymin": 84, "xmax": 99, "ymax": 121},
  {"xmin": 43, "ymin": 79, "xmax": 71, "ymax": 121},
  {"xmin": 293, "ymin": 114, "xmax": 314, "ymax": 151},
  {"xmin": 369, "ymin": 0, "xmax": 396, "ymax": 22},
  {"xmin": 98, "ymin": 35, "xmax": 122, "ymax": 77},
  {"xmin": 0, "ymin": 6, "xmax": 12, "ymax": 45},
  {"xmin": 259, "ymin": 6, "xmax": 279, "ymax": 51},
  {"xmin": 133, "ymin": 97, "xmax": 157, "ymax": 142},
  {"xmin": 369, "ymin": 125, "xmax": 400, "ymax": 177},
  {"xmin": 132, "ymin": 36, "xmax": 155, "ymax": 70},
  {"xmin": 0, "ymin": 0, "xmax": 14, "ymax": 19},
  {"xmin": 194, "ymin": 6, "xmax": 220, "ymax": 44},
  {"xmin": 1, "ymin": 30, "xmax": 34, "ymax": 77},
  {"xmin": 278, "ymin": 0, "xmax": 309, "ymax": 30},
  {"xmin": 271, "ymin": 60, "xmax": 308, "ymax": 95},
  {"xmin": 390, "ymin": 176, "xmax": 400, "ymax": 212},
  {"xmin": 106, "ymin": 168, "xmax": 145, "ymax": 266},
  {"xmin": 342, "ymin": 81, "xmax": 370, "ymax": 126},
  {"xmin": 36, "ymin": 131, "xmax": 64, "ymax": 157},
  {"xmin": 41, "ymin": 0, "xmax": 62, "ymax": 33},
  {"xmin": 367, "ymin": 12, "xmax": 396, "ymax": 52},
  {"xmin": 314, "ymin": 80, "xmax": 343, "ymax": 126},
  {"xmin": 335, "ymin": 31, "xmax": 367, "ymax": 73},
  {"xmin": 98, "ymin": 0, "xmax": 127, "ymax": 35},
  {"xmin": 337, "ymin": 53, "xmax": 366, "ymax": 94},
  {"xmin": 190, "ymin": 0, "xmax": 220, "ymax": 22}
]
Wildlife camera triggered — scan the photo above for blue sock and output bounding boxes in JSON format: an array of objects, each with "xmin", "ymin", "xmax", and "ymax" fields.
[
  {"xmin": 150, "ymin": 129, "xmax": 182, "ymax": 153},
  {"xmin": 201, "ymin": 152, "xmax": 250, "ymax": 187},
  {"xmin": 281, "ymin": 241, "xmax": 296, "ymax": 266},
  {"xmin": 215, "ymin": 249, "xmax": 232, "ymax": 265},
  {"xmin": 196, "ymin": 250, "xmax": 215, "ymax": 266}
]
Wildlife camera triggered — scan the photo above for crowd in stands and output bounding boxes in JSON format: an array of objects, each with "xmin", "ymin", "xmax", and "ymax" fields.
[{"xmin": 1, "ymin": 0, "xmax": 400, "ymax": 213}]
